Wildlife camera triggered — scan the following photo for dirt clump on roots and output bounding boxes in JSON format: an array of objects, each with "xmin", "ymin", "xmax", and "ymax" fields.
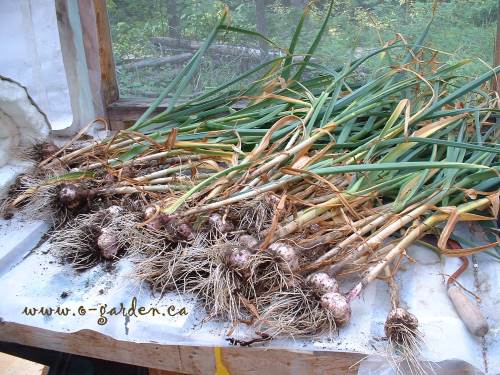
[
  {"xmin": 384, "ymin": 307, "xmax": 423, "ymax": 371},
  {"xmin": 49, "ymin": 205, "xmax": 142, "ymax": 270},
  {"xmin": 255, "ymin": 281, "xmax": 337, "ymax": 338},
  {"xmin": 134, "ymin": 237, "xmax": 258, "ymax": 323}
]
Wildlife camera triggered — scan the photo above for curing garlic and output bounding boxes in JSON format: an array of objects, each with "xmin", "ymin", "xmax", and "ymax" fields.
[
  {"xmin": 320, "ymin": 292, "xmax": 351, "ymax": 326},
  {"xmin": 268, "ymin": 242, "xmax": 299, "ymax": 271},
  {"xmin": 239, "ymin": 234, "xmax": 258, "ymax": 252},
  {"xmin": 307, "ymin": 272, "xmax": 339, "ymax": 296},
  {"xmin": 97, "ymin": 228, "xmax": 120, "ymax": 260}
]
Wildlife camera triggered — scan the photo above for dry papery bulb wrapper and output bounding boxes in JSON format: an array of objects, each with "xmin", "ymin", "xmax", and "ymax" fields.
[
  {"xmin": 268, "ymin": 242, "xmax": 299, "ymax": 271},
  {"xmin": 225, "ymin": 248, "xmax": 253, "ymax": 277},
  {"xmin": 307, "ymin": 272, "xmax": 340, "ymax": 296},
  {"xmin": 224, "ymin": 235, "xmax": 260, "ymax": 277},
  {"xmin": 209, "ymin": 212, "xmax": 235, "ymax": 233},
  {"xmin": 58, "ymin": 184, "xmax": 93, "ymax": 209},
  {"xmin": 384, "ymin": 307, "xmax": 418, "ymax": 338},
  {"xmin": 97, "ymin": 227, "xmax": 120, "ymax": 259},
  {"xmin": 142, "ymin": 205, "xmax": 194, "ymax": 239},
  {"xmin": 320, "ymin": 292, "xmax": 351, "ymax": 326},
  {"xmin": 238, "ymin": 234, "xmax": 259, "ymax": 252},
  {"xmin": 306, "ymin": 272, "xmax": 350, "ymax": 327},
  {"xmin": 96, "ymin": 206, "xmax": 126, "ymax": 259}
]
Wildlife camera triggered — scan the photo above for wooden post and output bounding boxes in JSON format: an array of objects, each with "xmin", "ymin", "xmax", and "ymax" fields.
[
  {"xmin": 494, "ymin": 0, "xmax": 500, "ymax": 94},
  {"xmin": 92, "ymin": 0, "xmax": 119, "ymax": 107},
  {"xmin": 78, "ymin": 0, "xmax": 119, "ymax": 126}
]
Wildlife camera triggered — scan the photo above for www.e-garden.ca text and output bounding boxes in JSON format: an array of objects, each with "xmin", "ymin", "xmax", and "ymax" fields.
[{"xmin": 21, "ymin": 297, "xmax": 188, "ymax": 325}]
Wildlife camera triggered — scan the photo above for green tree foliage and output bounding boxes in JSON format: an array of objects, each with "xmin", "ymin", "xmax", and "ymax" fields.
[{"xmin": 106, "ymin": 0, "xmax": 498, "ymax": 97}]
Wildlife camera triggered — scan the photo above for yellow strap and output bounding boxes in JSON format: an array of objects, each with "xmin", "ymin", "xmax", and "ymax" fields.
[{"xmin": 214, "ymin": 347, "xmax": 231, "ymax": 375}]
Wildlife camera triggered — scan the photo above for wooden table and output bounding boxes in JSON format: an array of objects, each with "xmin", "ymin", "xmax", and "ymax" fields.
[{"xmin": 0, "ymin": 321, "xmax": 363, "ymax": 375}]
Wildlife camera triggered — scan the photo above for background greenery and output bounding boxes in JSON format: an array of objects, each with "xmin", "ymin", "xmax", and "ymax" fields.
[{"xmin": 106, "ymin": 0, "xmax": 498, "ymax": 98}]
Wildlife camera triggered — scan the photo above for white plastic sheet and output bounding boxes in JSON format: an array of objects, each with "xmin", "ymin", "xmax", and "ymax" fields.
[
  {"xmin": 0, "ymin": 0, "xmax": 73, "ymax": 130},
  {"xmin": 0, "ymin": 216, "xmax": 497, "ymax": 374}
]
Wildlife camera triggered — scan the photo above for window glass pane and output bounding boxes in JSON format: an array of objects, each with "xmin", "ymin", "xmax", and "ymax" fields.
[{"xmin": 107, "ymin": 0, "xmax": 498, "ymax": 99}]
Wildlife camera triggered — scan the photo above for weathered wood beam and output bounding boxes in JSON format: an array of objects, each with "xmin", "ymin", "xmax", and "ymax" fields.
[
  {"xmin": 0, "ymin": 321, "xmax": 363, "ymax": 375},
  {"xmin": 494, "ymin": 0, "xmax": 500, "ymax": 94}
]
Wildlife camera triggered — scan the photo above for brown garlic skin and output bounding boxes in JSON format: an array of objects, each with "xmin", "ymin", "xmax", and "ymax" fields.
[
  {"xmin": 143, "ymin": 207, "xmax": 163, "ymax": 231},
  {"xmin": 146, "ymin": 219, "xmax": 163, "ymax": 231},
  {"xmin": 209, "ymin": 213, "xmax": 235, "ymax": 233},
  {"xmin": 58, "ymin": 183, "xmax": 95, "ymax": 209},
  {"xmin": 143, "ymin": 206, "xmax": 157, "ymax": 221},
  {"xmin": 268, "ymin": 242, "xmax": 299, "ymax": 271},
  {"xmin": 239, "ymin": 234, "xmax": 258, "ymax": 253},
  {"xmin": 320, "ymin": 292, "xmax": 351, "ymax": 327},
  {"xmin": 307, "ymin": 272, "xmax": 339, "ymax": 296},
  {"xmin": 97, "ymin": 228, "xmax": 120, "ymax": 260},
  {"xmin": 176, "ymin": 223, "xmax": 194, "ymax": 240},
  {"xmin": 159, "ymin": 214, "xmax": 177, "ymax": 226},
  {"xmin": 143, "ymin": 207, "xmax": 177, "ymax": 232},
  {"xmin": 225, "ymin": 248, "xmax": 253, "ymax": 278},
  {"xmin": 384, "ymin": 307, "xmax": 418, "ymax": 339},
  {"xmin": 58, "ymin": 184, "xmax": 81, "ymax": 209}
]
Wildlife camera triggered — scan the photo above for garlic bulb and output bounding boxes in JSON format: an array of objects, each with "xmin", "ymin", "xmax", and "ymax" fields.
[
  {"xmin": 320, "ymin": 292, "xmax": 351, "ymax": 326},
  {"xmin": 239, "ymin": 234, "xmax": 258, "ymax": 252},
  {"xmin": 209, "ymin": 213, "xmax": 235, "ymax": 233},
  {"xmin": 268, "ymin": 242, "xmax": 299, "ymax": 271},
  {"xmin": 226, "ymin": 248, "xmax": 252, "ymax": 277},
  {"xmin": 384, "ymin": 307, "xmax": 418, "ymax": 338},
  {"xmin": 176, "ymin": 223, "xmax": 194, "ymax": 240},
  {"xmin": 307, "ymin": 272, "xmax": 339, "ymax": 296},
  {"xmin": 97, "ymin": 228, "xmax": 119, "ymax": 259},
  {"xmin": 58, "ymin": 184, "xmax": 81, "ymax": 209},
  {"xmin": 143, "ymin": 206, "xmax": 157, "ymax": 220}
]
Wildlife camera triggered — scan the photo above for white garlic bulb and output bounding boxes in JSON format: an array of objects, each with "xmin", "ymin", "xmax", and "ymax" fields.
[
  {"xmin": 268, "ymin": 242, "xmax": 299, "ymax": 271},
  {"xmin": 307, "ymin": 272, "xmax": 339, "ymax": 295},
  {"xmin": 320, "ymin": 292, "xmax": 351, "ymax": 326},
  {"xmin": 97, "ymin": 228, "xmax": 119, "ymax": 260},
  {"xmin": 226, "ymin": 248, "xmax": 252, "ymax": 278},
  {"xmin": 239, "ymin": 234, "xmax": 258, "ymax": 252},
  {"xmin": 384, "ymin": 307, "xmax": 418, "ymax": 338}
]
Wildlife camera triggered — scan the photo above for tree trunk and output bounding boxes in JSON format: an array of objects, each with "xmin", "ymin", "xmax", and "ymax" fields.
[
  {"xmin": 255, "ymin": 0, "xmax": 268, "ymax": 61},
  {"xmin": 118, "ymin": 53, "xmax": 193, "ymax": 71},
  {"xmin": 290, "ymin": 0, "xmax": 307, "ymax": 9},
  {"xmin": 166, "ymin": 0, "xmax": 180, "ymax": 39}
]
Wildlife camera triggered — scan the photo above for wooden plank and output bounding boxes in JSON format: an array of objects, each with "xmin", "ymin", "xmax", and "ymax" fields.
[
  {"xmin": 107, "ymin": 98, "xmax": 169, "ymax": 130},
  {"xmin": 78, "ymin": 0, "xmax": 105, "ymax": 117},
  {"xmin": 219, "ymin": 348, "xmax": 361, "ymax": 375},
  {"xmin": 494, "ymin": 0, "xmax": 500, "ymax": 94},
  {"xmin": 93, "ymin": 0, "xmax": 119, "ymax": 106},
  {"xmin": 0, "ymin": 321, "xmax": 362, "ymax": 375},
  {"xmin": 78, "ymin": 0, "xmax": 119, "ymax": 124},
  {"xmin": 149, "ymin": 369, "xmax": 188, "ymax": 375},
  {"xmin": 55, "ymin": 0, "xmax": 97, "ymax": 132},
  {"xmin": 107, "ymin": 98, "xmax": 249, "ymax": 130},
  {"xmin": 0, "ymin": 352, "xmax": 49, "ymax": 375}
]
